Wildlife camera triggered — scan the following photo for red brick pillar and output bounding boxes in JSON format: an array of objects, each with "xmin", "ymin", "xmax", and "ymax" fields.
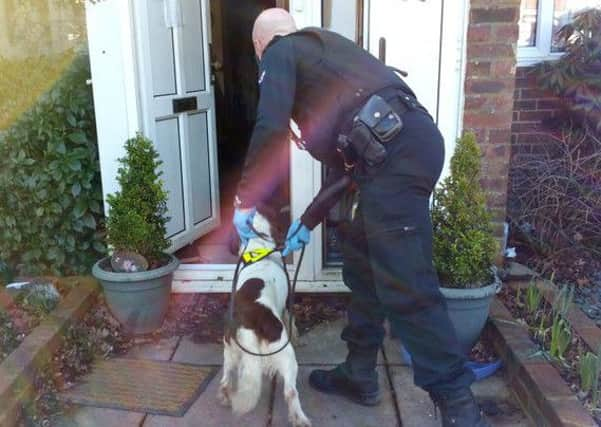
[{"xmin": 463, "ymin": 0, "xmax": 521, "ymax": 240}]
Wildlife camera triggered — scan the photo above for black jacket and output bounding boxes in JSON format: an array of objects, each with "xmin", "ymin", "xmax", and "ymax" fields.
[{"xmin": 236, "ymin": 28, "xmax": 415, "ymax": 223}]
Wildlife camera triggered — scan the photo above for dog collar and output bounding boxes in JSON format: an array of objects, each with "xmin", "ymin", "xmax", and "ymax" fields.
[{"xmin": 242, "ymin": 248, "xmax": 277, "ymax": 266}]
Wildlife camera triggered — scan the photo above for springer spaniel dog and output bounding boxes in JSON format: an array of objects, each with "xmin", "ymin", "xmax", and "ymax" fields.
[{"xmin": 218, "ymin": 210, "xmax": 311, "ymax": 427}]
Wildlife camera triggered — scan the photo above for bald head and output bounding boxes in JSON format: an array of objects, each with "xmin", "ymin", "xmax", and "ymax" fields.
[{"xmin": 252, "ymin": 8, "xmax": 297, "ymax": 60}]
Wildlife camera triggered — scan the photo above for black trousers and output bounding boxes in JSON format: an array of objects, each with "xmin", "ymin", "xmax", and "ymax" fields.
[{"xmin": 339, "ymin": 109, "xmax": 475, "ymax": 394}]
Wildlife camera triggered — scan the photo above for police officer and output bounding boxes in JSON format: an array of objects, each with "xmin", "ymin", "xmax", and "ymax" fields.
[{"xmin": 233, "ymin": 8, "xmax": 488, "ymax": 427}]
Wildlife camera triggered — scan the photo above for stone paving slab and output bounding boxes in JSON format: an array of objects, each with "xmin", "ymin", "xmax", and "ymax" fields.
[
  {"xmin": 124, "ymin": 337, "xmax": 180, "ymax": 361},
  {"xmin": 271, "ymin": 366, "xmax": 398, "ymax": 427},
  {"xmin": 295, "ymin": 319, "xmax": 347, "ymax": 365},
  {"xmin": 171, "ymin": 337, "xmax": 223, "ymax": 366},
  {"xmin": 295, "ymin": 318, "xmax": 390, "ymax": 366},
  {"xmin": 143, "ymin": 368, "xmax": 271, "ymax": 427},
  {"xmin": 53, "ymin": 406, "xmax": 145, "ymax": 427},
  {"xmin": 382, "ymin": 336, "xmax": 410, "ymax": 366},
  {"xmin": 390, "ymin": 367, "xmax": 531, "ymax": 427},
  {"xmin": 390, "ymin": 366, "xmax": 437, "ymax": 427}
]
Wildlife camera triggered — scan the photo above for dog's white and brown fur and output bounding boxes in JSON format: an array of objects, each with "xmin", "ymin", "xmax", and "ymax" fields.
[{"xmin": 218, "ymin": 211, "xmax": 311, "ymax": 427}]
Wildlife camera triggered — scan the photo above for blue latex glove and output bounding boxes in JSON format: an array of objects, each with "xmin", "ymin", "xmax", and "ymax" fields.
[
  {"xmin": 282, "ymin": 219, "xmax": 311, "ymax": 257},
  {"xmin": 233, "ymin": 208, "xmax": 257, "ymax": 246}
]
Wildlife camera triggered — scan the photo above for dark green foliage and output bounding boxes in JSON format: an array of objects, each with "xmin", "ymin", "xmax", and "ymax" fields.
[
  {"xmin": 537, "ymin": 8, "xmax": 601, "ymax": 132},
  {"xmin": 0, "ymin": 311, "xmax": 21, "ymax": 362},
  {"xmin": 106, "ymin": 135, "xmax": 169, "ymax": 263},
  {"xmin": 432, "ymin": 132, "xmax": 498, "ymax": 288},
  {"xmin": 0, "ymin": 50, "xmax": 105, "ymax": 275}
]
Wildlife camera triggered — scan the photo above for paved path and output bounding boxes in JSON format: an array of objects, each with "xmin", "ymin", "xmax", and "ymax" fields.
[{"xmin": 55, "ymin": 319, "xmax": 531, "ymax": 427}]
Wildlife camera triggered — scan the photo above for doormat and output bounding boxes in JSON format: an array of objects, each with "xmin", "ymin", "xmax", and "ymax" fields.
[{"xmin": 58, "ymin": 358, "xmax": 218, "ymax": 416}]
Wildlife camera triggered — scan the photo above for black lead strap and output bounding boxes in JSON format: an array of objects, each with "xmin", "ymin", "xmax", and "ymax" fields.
[{"xmin": 227, "ymin": 222, "xmax": 306, "ymax": 357}]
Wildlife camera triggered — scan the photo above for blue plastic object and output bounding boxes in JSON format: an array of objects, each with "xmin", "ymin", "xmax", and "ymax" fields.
[
  {"xmin": 465, "ymin": 359, "xmax": 503, "ymax": 381},
  {"xmin": 398, "ymin": 343, "xmax": 502, "ymax": 382}
]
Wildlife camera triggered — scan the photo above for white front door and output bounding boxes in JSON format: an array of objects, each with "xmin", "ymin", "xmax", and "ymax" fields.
[
  {"xmin": 364, "ymin": 0, "xmax": 467, "ymax": 180},
  {"xmin": 134, "ymin": 0, "xmax": 219, "ymax": 251},
  {"xmin": 290, "ymin": 0, "xmax": 468, "ymax": 284}
]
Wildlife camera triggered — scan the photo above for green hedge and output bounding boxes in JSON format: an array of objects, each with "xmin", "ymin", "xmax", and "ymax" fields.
[{"xmin": 0, "ymin": 50, "xmax": 105, "ymax": 275}]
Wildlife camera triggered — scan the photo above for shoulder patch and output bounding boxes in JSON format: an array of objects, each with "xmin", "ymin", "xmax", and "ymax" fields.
[{"xmin": 258, "ymin": 70, "xmax": 266, "ymax": 84}]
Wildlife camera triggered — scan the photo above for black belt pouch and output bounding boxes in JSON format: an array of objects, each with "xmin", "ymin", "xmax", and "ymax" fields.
[{"xmin": 348, "ymin": 94, "xmax": 403, "ymax": 167}]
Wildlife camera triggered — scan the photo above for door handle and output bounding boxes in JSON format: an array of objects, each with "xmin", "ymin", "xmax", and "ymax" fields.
[{"xmin": 378, "ymin": 37, "xmax": 386, "ymax": 63}]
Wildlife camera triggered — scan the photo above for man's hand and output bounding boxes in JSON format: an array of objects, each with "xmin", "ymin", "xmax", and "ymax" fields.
[
  {"xmin": 233, "ymin": 208, "xmax": 257, "ymax": 246},
  {"xmin": 282, "ymin": 219, "xmax": 311, "ymax": 257}
]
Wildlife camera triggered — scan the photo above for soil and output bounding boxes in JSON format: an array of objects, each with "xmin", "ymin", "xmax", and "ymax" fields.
[
  {"xmin": 509, "ymin": 234, "xmax": 601, "ymax": 327},
  {"xmin": 498, "ymin": 285, "xmax": 601, "ymax": 425},
  {"xmin": 0, "ymin": 277, "xmax": 72, "ymax": 364},
  {"xmin": 96, "ymin": 253, "xmax": 172, "ymax": 273},
  {"xmin": 154, "ymin": 293, "xmax": 352, "ymax": 343}
]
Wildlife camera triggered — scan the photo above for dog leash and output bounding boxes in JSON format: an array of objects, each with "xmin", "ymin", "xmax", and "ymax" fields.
[{"xmin": 227, "ymin": 222, "xmax": 305, "ymax": 357}]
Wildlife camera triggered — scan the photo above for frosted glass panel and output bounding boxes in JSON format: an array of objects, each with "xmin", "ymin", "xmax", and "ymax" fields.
[
  {"xmin": 187, "ymin": 112, "xmax": 212, "ymax": 224},
  {"xmin": 181, "ymin": 0, "xmax": 206, "ymax": 93},
  {"xmin": 155, "ymin": 117, "xmax": 185, "ymax": 236},
  {"xmin": 148, "ymin": 0, "xmax": 177, "ymax": 96}
]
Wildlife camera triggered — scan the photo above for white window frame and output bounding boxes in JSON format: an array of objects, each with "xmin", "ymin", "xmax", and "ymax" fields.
[{"xmin": 517, "ymin": 0, "xmax": 565, "ymax": 66}]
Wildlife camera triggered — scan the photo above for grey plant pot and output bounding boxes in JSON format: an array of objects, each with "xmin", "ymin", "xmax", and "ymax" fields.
[
  {"xmin": 440, "ymin": 279, "xmax": 501, "ymax": 355},
  {"xmin": 92, "ymin": 254, "xmax": 180, "ymax": 334}
]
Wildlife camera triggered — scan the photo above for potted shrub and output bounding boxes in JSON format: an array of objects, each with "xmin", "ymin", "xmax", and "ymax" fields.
[
  {"xmin": 92, "ymin": 134, "xmax": 179, "ymax": 334},
  {"xmin": 432, "ymin": 132, "xmax": 500, "ymax": 354}
]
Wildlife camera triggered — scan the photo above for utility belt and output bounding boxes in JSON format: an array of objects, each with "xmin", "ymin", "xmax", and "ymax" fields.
[{"xmin": 337, "ymin": 88, "xmax": 426, "ymax": 172}]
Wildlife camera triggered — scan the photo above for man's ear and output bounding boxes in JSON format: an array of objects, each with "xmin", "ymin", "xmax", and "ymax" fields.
[{"xmin": 253, "ymin": 39, "xmax": 264, "ymax": 60}]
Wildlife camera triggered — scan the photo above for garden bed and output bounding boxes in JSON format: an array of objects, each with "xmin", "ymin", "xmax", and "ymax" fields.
[
  {"xmin": 0, "ymin": 277, "xmax": 99, "ymax": 426},
  {"xmin": 491, "ymin": 276, "xmax": 601, "ymax": 425},
  {"xmin": 0, "ymin": 278, "xmax": 78, "ymax": 364}
]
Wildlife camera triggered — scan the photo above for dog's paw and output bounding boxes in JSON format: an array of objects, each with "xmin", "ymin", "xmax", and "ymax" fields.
[
  {"xmin": 217, "ymin": 384, "xmax": 232, "ymax": 407},
  {"xmin": 290, "ymin": 412, "xmax": 311, "ymax": 427}
]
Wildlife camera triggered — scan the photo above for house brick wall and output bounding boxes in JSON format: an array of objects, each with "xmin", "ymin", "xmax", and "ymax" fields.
[
  {"xmin": 511, "ymin": 66, "xmax": 561, "ymax": 155},
  {"xmin": 463, "ymin": 0, "xmax": 521, "ymax": 240},
  {"xmin": 507, "ymin": 66, "xmax": 561, "ymax": 219}
]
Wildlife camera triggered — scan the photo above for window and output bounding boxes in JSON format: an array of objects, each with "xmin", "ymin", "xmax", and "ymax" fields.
[{"xmin": 518, "ymin": 0, "xmax": 601, "ymax": 65}]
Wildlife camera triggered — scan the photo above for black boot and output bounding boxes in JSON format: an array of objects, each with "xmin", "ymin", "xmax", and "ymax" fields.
[
  {"xmin": 309, "ymin": 364, "xmax": 381, "ymax": 406},
  {"xmin": 429, "ymin": 387, "xmax": 490, "ymax": 427},
  {"xmin": 309, "ymin": 347, "xmax": 380, "ymax": 406}
]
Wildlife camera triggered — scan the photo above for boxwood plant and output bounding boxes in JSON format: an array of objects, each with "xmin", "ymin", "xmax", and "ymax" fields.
[
  {"xmin": 432, "ymin": 132, "xmax": 498, "ymax": 288},
  {"xmin": 106, "ymin": 134, "xmax": 170, "ymax": 267}
]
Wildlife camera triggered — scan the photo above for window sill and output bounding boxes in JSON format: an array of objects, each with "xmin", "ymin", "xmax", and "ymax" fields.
[{"xmin": 517, "ymin": 49, "xmax": 563, "ymax": 67}]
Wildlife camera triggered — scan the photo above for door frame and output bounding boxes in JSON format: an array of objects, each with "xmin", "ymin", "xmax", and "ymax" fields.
[
  {"xmin": 173, "ymin": 0, "xmax": 340, "ymax": 292},
  {"xmin": 165, "ymin": 0, "xmax": 470, "ymax": 292}
]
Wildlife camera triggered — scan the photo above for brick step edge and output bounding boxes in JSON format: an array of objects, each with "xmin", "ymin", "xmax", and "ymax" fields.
[
  {"xmin": 488, "ymin": 298, "xmax": 596, "ymax": 426},
  {"xmin": 0, "ymin": 277, "xmax": 100, "ymax": 427}
]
